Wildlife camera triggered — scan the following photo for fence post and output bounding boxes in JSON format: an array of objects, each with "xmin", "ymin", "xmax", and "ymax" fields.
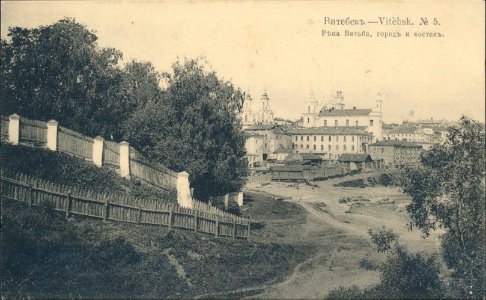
[
  {"xmin": 138, "ymin": 207, "xmax": 142, "ymax": 224},
  {"xmin": 46, "ymin": 120, "xmax": 58, "ymax": 151},
  {"xmin": 93, "ymin": 136, "xmax": 104, "ymax": 167},
  {"xmin": 194, "ymin": 211, "xmax": 198, "ymax": 233},
  {"xmin": 103, "ymin": 197, "xmax": 109, "ymax": 222},
  {"xmin": 215, "ymin": 217, "xmax": 219, "ymax": 237},
  {"xmin": 65, "ymin": 192, "xmax": 71, "ymax": 219},
  {"xmin": 224, "ymin": 194, "xmax": 229, "ymax": 210},
  {"xmin": 119, "ymin": 141, "xmax": 130, "ymax": 178},
  {"xmin": 233, "ymin": 223, "xmax": 237, "ymax": 239},
  {"xmin": 177, "ymin": 171, "xmax": 192, "ymax": 208},
  {"xmin": 28, "ymin": 184, "xmax": 33, "ymax": 208},
  {"xmin": 237, "ymin": 192, "xmax": 244, "ymax": 207},
  {"xmin": 8, "ymin": 114, "xmax": 20, "ymax": 145},
  {"xmin": 168, "ymin": 207, "xmax": 173, "ymax": 229}
]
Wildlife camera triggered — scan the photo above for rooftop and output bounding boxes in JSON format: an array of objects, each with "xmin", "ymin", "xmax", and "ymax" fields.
[
  {"xmin": 245, "ymin": 124, "xmax": 277, "ymax": 131},
  {"xmin": 319, "ymin": 108, "xmax": 372, "ymax": 117},
  {"xmin": 388, "ymin": 126, "xmax": 424, "ymax": 134},
  {"xmin": 287, "ymin": 126, "xmax": 371, "ymax": 136},
  {"xmin": 337, "ymin": 153, "xmax": 372, "ymax": 163},
  {"xmin": 273, "ymin": 147, "xmax": 294, "ymax": 154},
  {"xmin": 370, "ymin": 140, "xmax": 423, "ymax": 148}
]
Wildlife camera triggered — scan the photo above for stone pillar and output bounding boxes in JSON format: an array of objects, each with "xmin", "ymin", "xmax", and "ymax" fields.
[
  {"xmin": 8, "ymin": 114, "xmax": 20, "ymax": 145},
  {"xmin": 237, "ymin": 192, "xmax": 244, "ymax": 207},
  {"xmin": 46, "ymin": 120, "xmax": 58, "ymax": 151},
  {"xmin": 119, "ymin": 141, "xmax": 130, "ymax": 178},
  {"xmin": 93, "ymin": 136, "xmax": 104, "ymax": 167},
  {"xmin": 224, "ymin": 194, "xmax": 229, "ymax": 210},
  {"xmin": 177, "ymin": 171, "xmax": 193, "ymax": 208}
]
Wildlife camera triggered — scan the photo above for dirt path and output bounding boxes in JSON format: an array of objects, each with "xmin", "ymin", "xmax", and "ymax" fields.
[{"xmin": 239, "ymin": 171, "xmax": 442, "ymax": 299}]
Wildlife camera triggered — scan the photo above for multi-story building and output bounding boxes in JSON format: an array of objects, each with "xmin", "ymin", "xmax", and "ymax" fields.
[
  {"xmin": 241, "ymin": 92, "xmax": 275, "ymax": 128},
  {"xmin": 244, "ymin": 124, "xmax": 292, "ymax": 161},
  {"xmin": 301, "ymin": 91, "xmax": 384, "ymax": 142},
  {"xmin": 287, "ymin": 126, "xmax": 373, "ymax": 160},
  {"xmin": 244, "ymin": 132, "xmax": 264, "ymax": 167},
  {"xmin": 368, "ymin": 140, "xmax": 422, "ymax": 168},
  {"xmin": 384, "ymin": 124, "xmax": 450, "ymax": 150}
]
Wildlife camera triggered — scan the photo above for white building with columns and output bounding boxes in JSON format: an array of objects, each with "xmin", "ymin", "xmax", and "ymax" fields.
[{"xmin": 301, "ymin": 91, "xmax": 384, "ymax": 142}]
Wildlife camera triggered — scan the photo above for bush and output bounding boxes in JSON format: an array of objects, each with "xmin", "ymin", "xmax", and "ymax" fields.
[{"xmin": 359, "ymin": 258, "xmax": 378, "ymax": 271}]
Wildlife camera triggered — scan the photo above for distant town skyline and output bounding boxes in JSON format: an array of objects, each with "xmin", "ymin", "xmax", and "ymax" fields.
[{"xmin": 2, "ymin": 1, "xmax": 484, "ymax": 123}]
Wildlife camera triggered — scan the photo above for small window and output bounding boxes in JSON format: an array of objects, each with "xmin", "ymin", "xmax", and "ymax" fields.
[
  {"xmin": 301, "ymin": 136, "xmax": 303, "ymax": 141},
  {"xmin": 328, "ymin": 145, "xmax": 331, "ymax": 151},
  {"xmin": 356, "ymin": 121, "xmax": 359, "ymax": 126},
  {"xmin": 324, "ymin": 120, "xmax": 327, "ymax": 127},
  {"xmin": 313, "ymin": 145, "xmax": 316, "ymax": 150},
  {"xmin": 346, "ymin": 119, "xmax": 349, "ymax": 126},
  {"xmin": 343, "ymin": 145, "xmax": 347, "ymax": 151},
  {"xmin": 306, "ymin": 145, "xmax": 309, "ymax": 149},
  {"xmin": 344, "ymin": 136, "xmax": 347, "ymax": 142},
  {"xmin": 321, "ymin": 145, "xmax": 324, "ymax": 150},
  {"xmin": 335, "ymin": 120, "xmax": 338, "ymax": 126},
  {"xmin": 351, "ymin": 145, "xmax": 355, "ymax": 151},
  {"xmin": 352, "ymin": 136, "xmax": 354, "ymax": 142},
  {"xmin": 295, "ymin": 136, "xmax": 298, "ymax": 141},
  {"xmin": 306, "ymin": 136, "xmax": 309, "ymax": 141},
  {"xmin": 321, "ymin": 136, "xmax": 324, "ymax": 142},
  {"xmin": 336, "ymin": 145, "xmax": 339, "ymax": 151},
  {"xmin": 314, "ymin": 136, "xmax": 316, "ymax": 141},
  {"xmin": 328, "ymin": 136, "xmax": 331, "ymax": 142},
  {"xmin": 307, "ymin": 118, "xmax": 310, "ymax": 123},
  {"xmin": 370, "ymin": 120, "xmax": 374, "ymax": 126}
]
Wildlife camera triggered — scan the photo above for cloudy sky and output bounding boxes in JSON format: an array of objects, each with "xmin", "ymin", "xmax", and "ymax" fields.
[{"xmin": 2, "ymin": 1, "xmax": 484, "ymax": 123}]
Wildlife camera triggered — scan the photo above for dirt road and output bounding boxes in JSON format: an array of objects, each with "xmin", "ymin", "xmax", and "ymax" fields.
[{"xmin": 242, "ymin": 171, "xmax": 442, "ymax": 299}]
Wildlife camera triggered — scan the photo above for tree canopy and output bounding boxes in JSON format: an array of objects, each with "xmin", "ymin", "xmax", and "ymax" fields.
[
  {"xmin": 402, "ymin": 116, "xmax": 485, "ymax": 298},
  {"xmin": 1, "ymin": 19, "xmax": 248, "ymax": 199},
  {"xmin": 124, "ymin": 59, "xmax": 248, "ymax": 199},
  {"xmin": 1, "ymin": 18, "xmax": 160, "ymax": 140}
]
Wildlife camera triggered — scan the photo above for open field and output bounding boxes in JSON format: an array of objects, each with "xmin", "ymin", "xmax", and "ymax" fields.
[{"xmin": 240, "ymin": 171, "xmax": 443, "ymax": 299}]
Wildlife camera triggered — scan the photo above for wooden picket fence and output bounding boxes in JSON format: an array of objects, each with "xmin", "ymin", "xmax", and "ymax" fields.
[
  {"xmin": 247, "ymin": 172, "xmax": 273, "ymax": 183},
  {"xmin": 3, "ymin": 115, "xmax": 178, "ymax": 192},
  {"xmin": 1, "ymin": 116, "xmax": 9, "ymax": 140},
  {"xmin": 103, "ymin": 140, "xmax": 120, "ymax": 167},
  {"xmin": 129, "ymin": 147, "xmax": 178, "ymax": 191},
  {"xmin": 0, "ymin": 172, "xmax": 250, "ymax": 239},
  {"xmin": 57, "ymin": 125, "xmax": 93, "ymax": 160},
  {"xmin": 19, "ymin": 117, "xmax": 48, "ymax": 145}
]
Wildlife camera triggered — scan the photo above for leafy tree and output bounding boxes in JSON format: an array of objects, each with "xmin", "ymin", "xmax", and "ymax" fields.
[
  {"xmin": 1, "ymin": 18, "xmax": 125, "ymax": 138},
  {"xmin": 328, "ymin": 228, "xmax": 444, "ymax": 299},
  {"xmin": 402, "ymin": 116, "xmax": 485, "ymax": 298},
  {"xmin": 124, "ymin": 59, "xmax": 248, "ymax": 199},
  {"xmin": 1, "ymin": 19, "xmax": 162, "ymax": 141}
]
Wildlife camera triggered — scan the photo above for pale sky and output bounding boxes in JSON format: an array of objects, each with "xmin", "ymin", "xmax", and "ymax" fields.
[{"xmin": 1, "ymin": 0, "xmax": 485, "ymax": 123}]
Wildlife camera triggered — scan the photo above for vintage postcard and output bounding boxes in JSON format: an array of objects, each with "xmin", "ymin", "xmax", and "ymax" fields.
[{"xmin": 1, "ymin": 1, "xmax": 484, "ymax": 299}]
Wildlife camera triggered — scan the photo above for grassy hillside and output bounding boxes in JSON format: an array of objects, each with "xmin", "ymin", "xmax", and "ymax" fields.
[
  {"xmin": 1, "ymin": 143, "xmax": 312, "ymax": 298},
  {"xmin": 0, "ymin": 143, "xmax": 176, "ymax": 203}
]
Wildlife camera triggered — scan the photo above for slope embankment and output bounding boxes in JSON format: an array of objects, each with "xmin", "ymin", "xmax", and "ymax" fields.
[{"xmin": 1, "ymin": 143, "xmax": 311, "ymax": 298}]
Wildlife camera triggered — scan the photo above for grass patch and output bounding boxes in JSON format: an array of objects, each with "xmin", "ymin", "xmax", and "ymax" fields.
[
  {"xmin": 0, "ymin": 143, "xmax": 176, "ymax": 203},
  {"xmin": 1, "ymin": 198, "xmax": 311, "ymax": 298}
]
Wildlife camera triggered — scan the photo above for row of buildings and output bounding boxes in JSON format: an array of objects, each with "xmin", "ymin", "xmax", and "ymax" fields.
[{"xmin": 241, "ymin": 90, "xmax": 450, "ymax": 169}]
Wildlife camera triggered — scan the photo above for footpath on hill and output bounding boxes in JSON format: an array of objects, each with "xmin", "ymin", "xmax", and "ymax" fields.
[{"xmin": 218, "ymin": 171, "xmax": 443, "ymax": 299}]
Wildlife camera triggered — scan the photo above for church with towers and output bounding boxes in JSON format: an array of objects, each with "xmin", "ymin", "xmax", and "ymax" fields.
[
  {"xmin": 241, "ymin": 91, "xmax": 275, "ymax": 129},
  {"xmin": 301, "ymin": 90, "xmax": 384, "ymax": 142}
]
